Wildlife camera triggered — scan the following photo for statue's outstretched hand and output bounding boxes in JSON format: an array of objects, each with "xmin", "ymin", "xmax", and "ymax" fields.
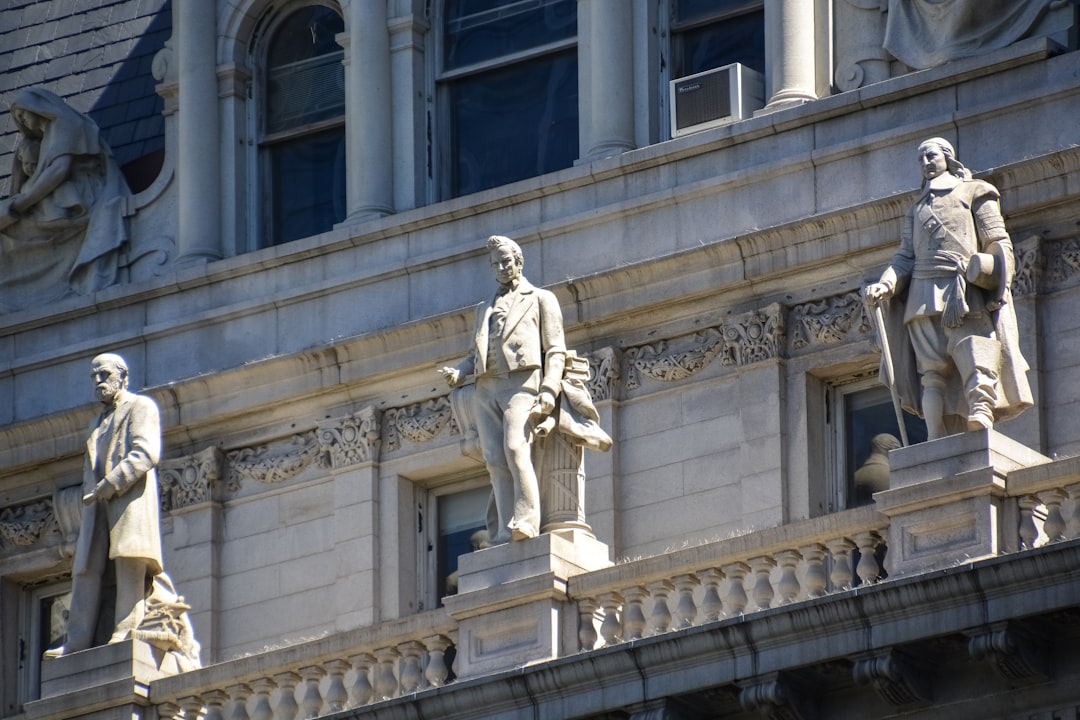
[
  {"xmin": 863, "ymin": 283, "xmax": 892, "ymax": 306},
  {"xmin": 439, "ymin": 366, "xmax": 463, "ymax": 388}
]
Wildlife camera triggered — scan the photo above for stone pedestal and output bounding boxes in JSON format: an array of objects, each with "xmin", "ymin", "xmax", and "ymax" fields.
[
  {"xmin": 442, "ymin": 531, "xmax": 610, "ymax": 678},
  {"xmin": 874, "ymin": 429, "xmax": 1050, "ymax": 577},
  {"xmin": 25, "ymin": 641, "xmax": 170, "ymax": 720}
]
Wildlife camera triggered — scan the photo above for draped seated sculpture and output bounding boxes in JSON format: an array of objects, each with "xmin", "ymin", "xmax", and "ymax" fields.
[{"xmin": 0, "ymin": 88, "xmax": 130, "ymax": 313}]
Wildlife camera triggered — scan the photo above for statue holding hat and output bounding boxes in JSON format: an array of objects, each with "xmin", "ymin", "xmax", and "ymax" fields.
[{"xmin": 863, "ymin": 138, "xmax": 1032, "ymax": 440}]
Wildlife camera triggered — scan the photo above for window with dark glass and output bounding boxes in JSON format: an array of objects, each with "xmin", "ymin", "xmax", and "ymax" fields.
[
  {"xmin": 261, "ymin": 6, "xmax": 346, "ymax": 246},
  {"xmin": 438, "ymin": 0, "xmax": 578, "ymax": 198},
  {"xmin": 670, "ymin": 0, "xmax": 765, "ymax": 79}
]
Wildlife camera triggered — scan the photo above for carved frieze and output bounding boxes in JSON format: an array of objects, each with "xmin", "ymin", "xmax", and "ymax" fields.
[
  {"xmin": 1043, "ymin": 236, "xmax": 1080, "ymax": 289},
  {"xmin": 1010, "ymin": 236, "xmax": 1040, "ymax": 298},
  {"xmin": 625, "ymin": 305, "xmax": 785, "ymax": 391},
  {"xmin": 0, "ymin": 499, "xmax": 56, "ymax": 550},
  {"xmin": 225, "ymin": 431, "xmax": 322, "ymax": 494},
  {"xmin": 318, "ymin": 406, "xmax": 381, "ymax": 469},
  {"xmin": 160, "ymin": 447, "xmax": 225, "ymax": 512},
  {"xmin": 790, "ymin": 291, "xmax": 871, "ymax": 351},
  {"xmin": 384, "ymin": 397, "xmax": 457, "ymax": 453}
]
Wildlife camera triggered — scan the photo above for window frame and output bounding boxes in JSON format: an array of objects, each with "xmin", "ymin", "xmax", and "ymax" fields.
[
  {"xmin": 416, "ymin": 473, "xmax": 491, "ymax": 611},
  {"xmin": 17, "ymin": 578, "xmax": 72, "ymax": 707},
  {"xmin": 250, "ymin": 1, "xmax": 347, "ymax": 249},
  {"xmin": 431, "ymin": 0, "xmax": 579, "ymax": 201}
]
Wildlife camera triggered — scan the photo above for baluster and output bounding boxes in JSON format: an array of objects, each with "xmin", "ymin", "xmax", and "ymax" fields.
[
  {"xmin": 826, "ymin": 538, "xmax": 855, "ymax": 591},
  {"xmin": 721, "ymin": 561, "xmax": 749, "ymax": 616},
  {"xmin": 250, "ymin": 678, "xmax": 276, "ymax": 720},
  {"xmin": 852, "ymin": 531, "xmax": 882, "ymax": 585},
  {"xmin": 1066, "ymin": 483, "xmax": 1080, "ymax": 539},
  {"xmin": 226, "ymin": 684, "xmax": 252, "ymax": 720},
  {"xmin": 799, "ymin": 543, "xmax": 828, "ymax": 598},
  {"xmin": 699, "ymin": 568, "xmax": 724, "ymax": 622},
  {"xmin": 323, "ymin": 660, "xmax": 349, "ymax": 714},
  {"xmin": 373, "ymin": 647, "xmax": 401, "ymax": 701},
  {"xmin": 423, "ymin": 635, "xmax": 451, "ymax": 687},
  {"xmin": 577, "ymin": 597, "xmax": 599, "ymax": 650},
  {"xmin": 298, "ymin": 665, "xmax": 326, "ymax": 719},
  {"xmin": 1039, "ymin": 488, "xmax": 1068, "ymax": 543},
  {"xmin": 158, "ymin": 702, "xmax": 182, "ymax": 720},
  {"xmin": 622, "ymin": 586, "xmax": 648, "ymax": 640},
  {"xmin": 1018, "ymin": 495, "xmax": 1039, "ymax": 549},
  {"xmin": 179, "ymin": 695, "xmax": 204, "ymax": 720},
  {"xmin": 748, "ymin": 556, "xmax": 776, "ymax": 611},
  {"xmin": 672, "ymin": 574, "xmax": 700, "ymax": 629},
  {"xmin": 272, "ymin": 671, "xmax": 300, "ymax": 720},
  {"xmin": 775, "ymin": 549, "xmax": 802, "ymax": 604},
  {"xmin": 204, "ymin": 690, "xmax": 228, "ymax": 720},
  {"xmin": 398, "ymin": 641, "xmax": 424, "ymax": 694},
  {"xmin": 347, "ymin": 653, "xmax": 375, "ymax": 708},
  {"xmin": 598, "ymin": 591, "xmax": 623, "ymax": 645},
  {"xmin": 648, "ymin": 580, "xmax": 674, "ymax": 635}
]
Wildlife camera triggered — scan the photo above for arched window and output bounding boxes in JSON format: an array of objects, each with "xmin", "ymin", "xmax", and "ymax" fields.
[
  {"xmin": 260, "ymin": 5, "xmax": 346, "ymax": 246},
  {"xmin": 437, "ymin": 0, "xmax": 579, "ymax": 199}
]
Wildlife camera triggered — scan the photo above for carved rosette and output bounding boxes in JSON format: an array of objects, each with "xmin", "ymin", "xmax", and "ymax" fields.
[
  {"xmin": 383, "ymin": 397, "xmax": 457, "ymax": 453},
  {"xmin": 790, "ymin": 291, "xmax": 871, "ymax": 351},
  {"xmin": 225, "ymin": 431, "xmax": 322, "ymax": 494},
  {"xmin": 160, "ymin": 447, "xmax": 225, "ymax": 512},
  {"xmin": 585, "ymin": 347, "xmax": 620, "ymax": 402},
  {"xmin": 0, "ymin": 499, "xmax": 56, "ymax": 551},
  {"xmin": 318, "ymin": 406, "xmax": 382, "ymax": 469}
]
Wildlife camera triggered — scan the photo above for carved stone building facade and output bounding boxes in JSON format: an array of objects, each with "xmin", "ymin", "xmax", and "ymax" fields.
[{"xmin": 2, "ymin": 2, "xmax": 1080, "ymax": 719}]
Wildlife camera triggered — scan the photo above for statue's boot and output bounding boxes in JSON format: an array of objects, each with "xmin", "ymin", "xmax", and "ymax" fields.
[{"xmin": 952, "ymin": 335, "xmax": 1001, "ymax": 432}]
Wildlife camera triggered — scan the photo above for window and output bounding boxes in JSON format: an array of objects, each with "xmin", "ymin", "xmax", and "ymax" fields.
[
  {"xmin": 260, "ymin": 5, "xmax": 346, "ymax": 246},
  {"xmin": 669, "ymin": 0, "xmax": 765, "ymax": 79},
  {"xmin": 17, "ymin": 580, "xmax": 71, "ymax": 706},
  {"xmin": 419, "ymin": 481, "xmax": 490, "ymax": 609},
  {"xmin": 827, "ymin": 378, "xmax": 927, "ymax": 511},
  {"xmin": 437, "ymin": 0, "xmax": 579, "ymax": 198}
]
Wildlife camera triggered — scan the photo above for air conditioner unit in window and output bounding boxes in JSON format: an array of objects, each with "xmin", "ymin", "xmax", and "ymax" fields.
[{"xmin": 669, "ymin": 63, "xmax": 765, "ymax": 138}]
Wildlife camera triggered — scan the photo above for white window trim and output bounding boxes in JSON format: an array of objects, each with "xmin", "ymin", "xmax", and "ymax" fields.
[
  {"xmin": 18, "ymin": 579, "xmax": 71, "ymax": 706},
  {"xmin": 416, "ymin": 475, "xmax": 489, "ymax": 612}
]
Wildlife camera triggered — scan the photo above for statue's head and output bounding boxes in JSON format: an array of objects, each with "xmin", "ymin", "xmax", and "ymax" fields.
[
  {"xmin": 487, "ymin": 235, "xmax": 524, "ymax": 286},
  {"xmin": 90, "ymin": 353, "xmax": 129, "ymax": 404},
  {"xmin": 916, "ymin": 137, "xmax": 969, "ymax": 184},
  {"xmin": 871, "ymin": 433, "xmax": 902, "ymax": 454}
]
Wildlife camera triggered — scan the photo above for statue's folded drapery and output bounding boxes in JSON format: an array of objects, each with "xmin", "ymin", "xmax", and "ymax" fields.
[
  {"xmin": 0, "ymin": 88, "xmax": 130, "ymax": 313},
  {"xmin": 884, "ymin": 0, "xmax": 1053, "ymax": 70}
]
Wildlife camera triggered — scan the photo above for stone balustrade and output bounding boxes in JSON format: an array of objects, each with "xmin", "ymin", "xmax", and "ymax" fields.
[
  {"xmin": 1008, "ymin": 454, "xmax": 1080, "ymax": 550},
  {"xmin": 151, "ymin": 610, "xmax": 457, "ymax": 720},
  {"xmin": 567, "ymin": 506, "xmax": 890, "ymax": 651}
]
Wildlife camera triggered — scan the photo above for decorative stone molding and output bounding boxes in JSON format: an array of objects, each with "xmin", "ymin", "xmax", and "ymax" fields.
[
  {"xmin": 383, "ymin": 397, "xmax": 457, "ymax": 453},
  {"xmin": 789, "ymin": 291, "xmax": 870, "ymax": 351},
  {"xmin": 852, "ymin": 649, "xmax": 931, "ymax": 707},
  {"xmin": 1044, "ymin": 236, "xmax": 1080, "ymax": 288},
  {"xmin": 160, "ymin": 447, "xmax": 226, "ymax": 512},
  {"xmin": 318, "ymin": 407, "xmax": 382, "ymax": 469},
  {"xmin": 968, "ymin": 622, "xmax": 1051, "ymax": 685},
  {"xmin": 0, "ymin": 499, "xmax": 55, "ymax": 550},
  {"xmin": 585, "ymin": 347, "xmax": 620, "ymax": 402},
  {"xmin": 625, "ymin": 305, "xmax": 784, "ymax": 390},
  {"xmin": 225, "ymin": 431, "xmax": 322, "ymax": 494}
]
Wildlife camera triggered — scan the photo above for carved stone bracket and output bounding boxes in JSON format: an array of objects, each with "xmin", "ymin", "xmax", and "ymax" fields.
[
  {"xmin": 625, "ymin": 305, "xmax": 785, "ymax": 391},
  {"xmin": 318, "ymin": 406, "xmax": 382, "ymax": 469},
  {"xmin": 0, "ymin": 498, "xmax": 56, "ymax": 552},
  {"xmin": 384, "ymin": 397, "xmax": 457, "ymax": 454},
  {"xmin": 852, "ymin": 648, "xmax": 932, "ymax": 707},
  {"xmin": 790, "ymin": 291, "xmax": 871, "ymax": 351},
  {"xmin": 585, "ymin": 347, "xmax": 621, "ymax": 402},
  {"xmin": 738, "ymin": 672, "xmax": 817, "ymax": 720},
  {"xmin": 160, "ymin": 446, "xmax": 226, "ymax": 512},
  {"xmin": 967, "ymin": 621, "xmax": 1051, "ymax": 685},
  {"xmin": 225, "ymin": 431, "xmax": 322, "ymax": 494}
]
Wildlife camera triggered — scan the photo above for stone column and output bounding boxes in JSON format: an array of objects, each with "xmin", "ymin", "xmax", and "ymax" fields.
[
  {"xmin": 177, "ymin": 0, "xmax": 223, "ymax": 264},
  {"xmin": 579, "ymin": 0, "xmax": 636, "ymax": 161},
  {"xmin": 763, "ymin": 0, "xmax": 818, "ymax": 111},
  {"xmin": 341, "ymin": 0, "xmax": 394, "ymax": 222},
  {"xmin": 388, "ymin": 12, "xmax": 429, "ymax": 212}
]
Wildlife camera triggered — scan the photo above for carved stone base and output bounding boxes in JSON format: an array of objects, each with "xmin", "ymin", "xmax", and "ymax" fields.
[
  {"xmin": 442, "ymin": 532, "xmax": 610, "ymax": 678},
  {"xmin": 26, "ymin": 640, "xmax": 169, "ymax": 720},
  {"xmin": 874, "ymin": 429, "xmax": 1050, "ymax": 577}
]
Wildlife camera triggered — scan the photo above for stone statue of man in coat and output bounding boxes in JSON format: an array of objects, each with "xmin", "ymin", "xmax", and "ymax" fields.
[{"xmin": 47, "ymin": 353, "xmax": 164, "ymax": 656}]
